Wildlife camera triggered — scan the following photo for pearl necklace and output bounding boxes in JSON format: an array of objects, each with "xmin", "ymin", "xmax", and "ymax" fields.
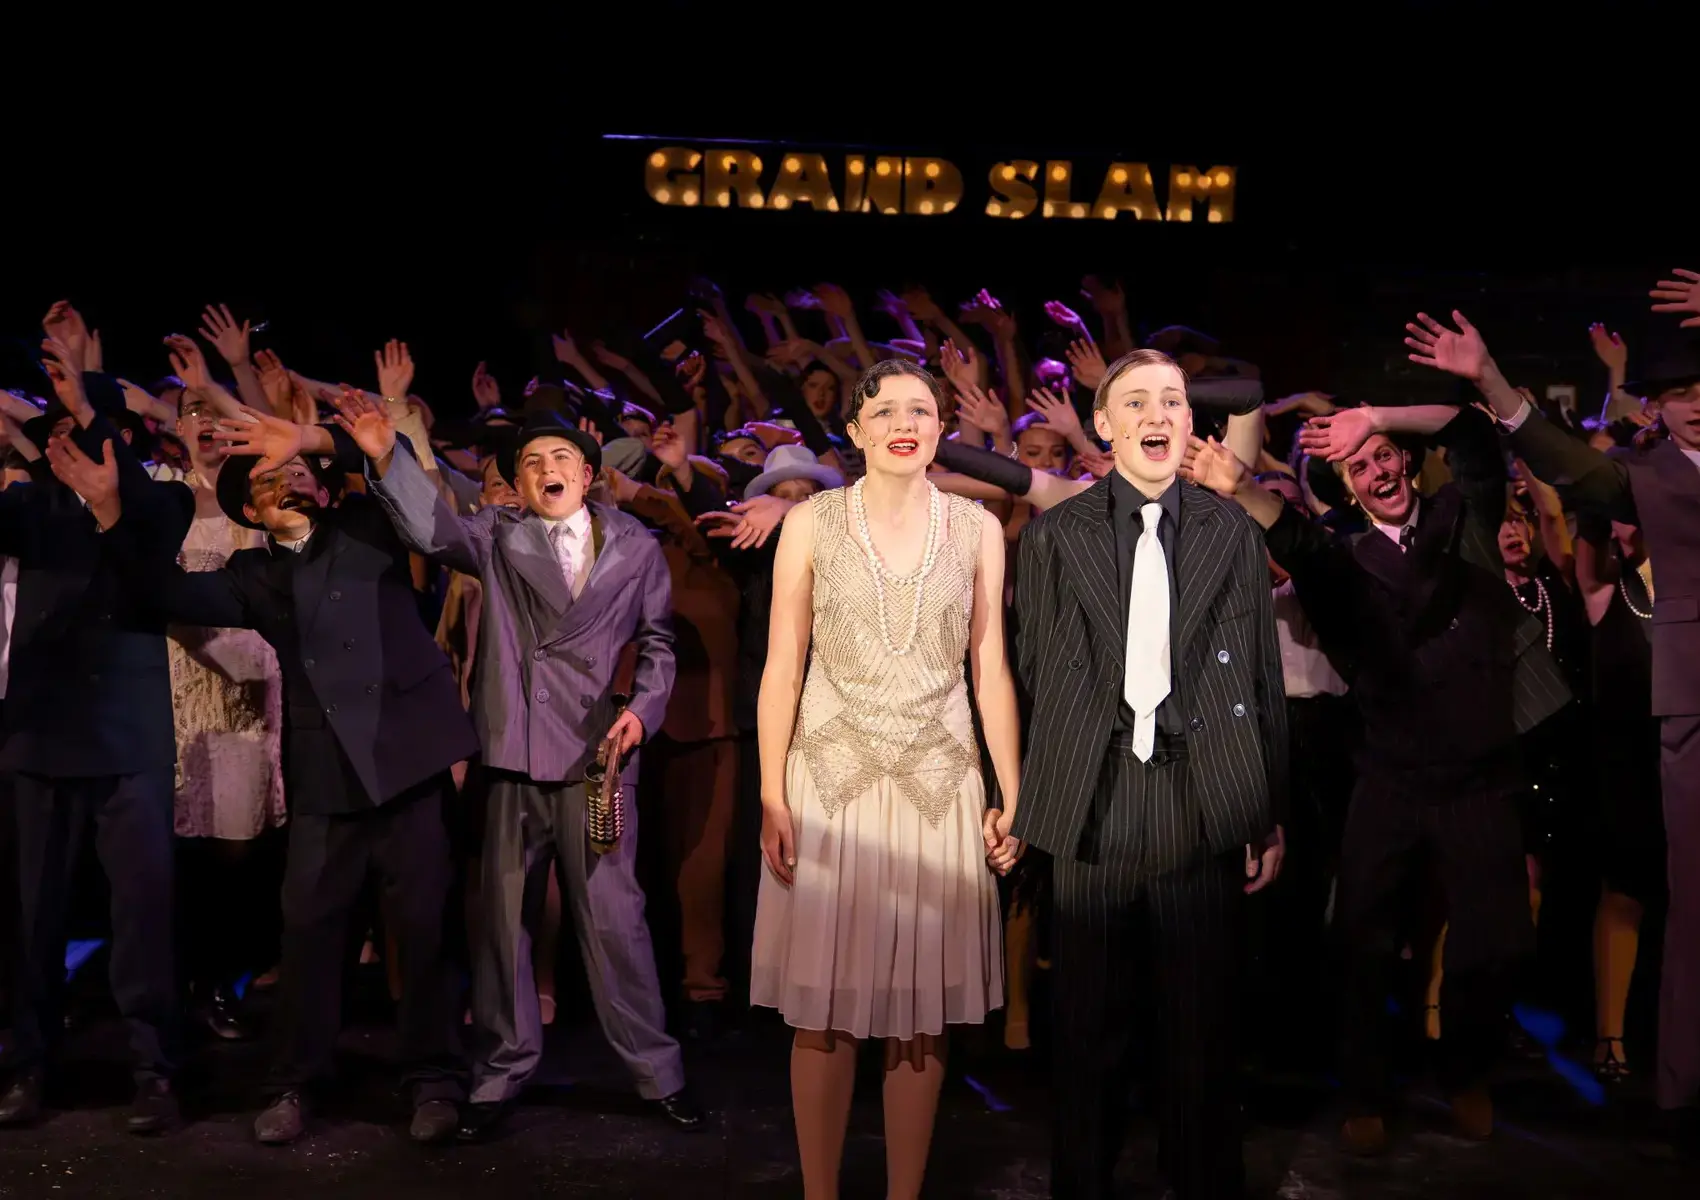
[
  {"xmin": 850, "ymin": 477, "xmax": 940, "ymax": 657},
  {"xmin": 1619, "ymin": 570, "xmax": 1654, "ymax": 620},
  {"xmin": 1509, "ymin": 576, "xmax": 1554, "ymax": 653}
]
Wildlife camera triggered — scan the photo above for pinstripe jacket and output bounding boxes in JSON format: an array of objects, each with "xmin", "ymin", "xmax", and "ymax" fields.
[{"xmin": 1010, "ymin": 476, "xmax": 1289, "ymax": 861}]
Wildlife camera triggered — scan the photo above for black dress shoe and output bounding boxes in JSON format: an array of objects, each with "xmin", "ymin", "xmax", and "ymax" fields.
[
  {"xmin": 455, "ymin": 1100, "xmax": 511, "ymax": 1143},
  {"xmin": 0, "ymin": 1068, "xmax": 43, "ymax": 1127},
  {"xmin": 254, "ymin": 1092, "xmax": 308, "ymax": 1145},
  {"xmin": 410, "ymin": 1099, "xmax": 459, "ymax": 1145},
  {"xmin": 127, "ymin": 1078, "xmax": 179, "ymax": 1136},
  {"xmin": 201, "ymin": 985, "xmax": 256, "ymax": 1042},
  {"xmin": 652, "ymin": 1087, "xmax": 706, "ymax": 1131}
]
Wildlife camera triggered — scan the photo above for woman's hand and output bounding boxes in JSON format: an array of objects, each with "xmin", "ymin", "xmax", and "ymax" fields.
[
  {"xmin": 982, "ymin": 808, "xmax": 1024, "ymax": 875},
  {"xmin": 761, "ymin": 796, "xmax": 796, "ymax": 886}
]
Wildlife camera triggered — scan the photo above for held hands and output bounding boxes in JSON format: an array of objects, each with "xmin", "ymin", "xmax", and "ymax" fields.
[
  {"xmin": 1650, "ymin": 268, "xmax": 1700, "ymax": 328},
  {"xmin": 375, "ymin": 339, "xmax": 415, "ymax": 401},
  {"xmin": 1244, "ymin": 825, "xmax": 1285, "ymax": 894},
  {"xmin": 1404, "ymin": 310, "xmax": 1489, "ymax": 381},
  {"xmin": 981, "ymin": 808, "xmax": 1023, "ymax": 875},
  {"xmin": 1296, "ymin": 408, "xmax": 1377, "ymax": 462},
  {"xmin": 761, "ymin": 795, "xmax": 797, "ymax": 887}
]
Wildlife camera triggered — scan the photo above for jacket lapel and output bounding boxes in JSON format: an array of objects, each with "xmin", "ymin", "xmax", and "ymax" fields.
[
  {"xmin": 1174, "ymin": 484, "xmax": 1234, "ymax": 655},
  {"xmin": 1649, "ymin": 439, "xmax": 1700, "ymax": 509},
  {"xmin": 291, "ymin": 521, "xmax": 347, "ymax": 639},
  {"xmin": 543, "ymin": 505, "xmax": 628, "ymax": 646},
  {"xmin": 1057, "ymin": 478, "xmax": 1125, "ymax": 656},
  {"xmin": 497, "ymin": 513, "xmax": 573, "ymax": 620}
]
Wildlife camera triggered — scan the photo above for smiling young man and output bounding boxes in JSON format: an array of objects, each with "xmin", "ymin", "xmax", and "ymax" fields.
[
  {"xmin": 353, "ymin": 399, "xmax": 698, "ymax": 1140},
  {"xmin": 1190, "ymin": 393, "xmax": 1571, "ymax": 1156},
  {"xmin": 1012, "ymin": 349, "xmax": 1287, "ymax": 1200}
]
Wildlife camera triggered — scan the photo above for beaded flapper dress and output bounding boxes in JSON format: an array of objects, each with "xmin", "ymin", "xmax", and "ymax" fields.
[{"xmin": 750, "ymin": 485, "xmax": 1004, "ymax": 1039}]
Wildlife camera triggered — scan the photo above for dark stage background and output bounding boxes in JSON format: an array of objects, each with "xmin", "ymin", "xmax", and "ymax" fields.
[{"xmin": 4, "ymin": 87, "xmax": 1693, "ymax": 418}]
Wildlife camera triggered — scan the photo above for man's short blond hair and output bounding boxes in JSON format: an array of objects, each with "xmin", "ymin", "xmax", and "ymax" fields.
[{"xmin": 1093, "ymin": 348, "xmax": 1190, "ymax": 411}]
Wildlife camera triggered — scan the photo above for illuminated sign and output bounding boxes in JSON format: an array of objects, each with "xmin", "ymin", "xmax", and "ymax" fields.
[{"xmin": 641, "ymin": 147, "xmax": 1235, "ymax": 223}]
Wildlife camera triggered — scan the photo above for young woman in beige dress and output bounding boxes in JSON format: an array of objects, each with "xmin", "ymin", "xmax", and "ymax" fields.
[{"xmin": 752, "ymin": 359, "xmax": 1023, "ymax": 1199}]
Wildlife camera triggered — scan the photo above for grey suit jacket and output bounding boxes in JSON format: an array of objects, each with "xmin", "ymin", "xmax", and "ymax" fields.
[{"xmin": 370, "ymin": 442, "xmax": 676, "ymax": 783}]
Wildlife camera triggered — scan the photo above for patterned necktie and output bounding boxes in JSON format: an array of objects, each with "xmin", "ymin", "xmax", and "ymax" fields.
[
  {"xmin": 1124, "ymin": 502, "xmax": 1171, "ymax": 763},
  {"xmin": 549, "ymin": 521, "xmax": 576, "ymax": 600}
]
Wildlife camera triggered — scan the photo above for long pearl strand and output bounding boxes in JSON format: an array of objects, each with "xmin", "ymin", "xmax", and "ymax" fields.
[
  {"xmin": 1509, "ymin": 575, "xmax": 1554, "ymax": 652},
  {"xmin": 851, "ymin": 477, "xmax": 940, "ymax": 657},
  {"xmin": 1619, "ymin": 570, "xmax": 1654, "ymax": 620}
]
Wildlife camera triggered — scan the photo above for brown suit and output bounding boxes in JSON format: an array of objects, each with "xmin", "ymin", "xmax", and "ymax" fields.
[{"xmin": 626, "ymin": 481, "xmax": 742, "ymax": 1004}]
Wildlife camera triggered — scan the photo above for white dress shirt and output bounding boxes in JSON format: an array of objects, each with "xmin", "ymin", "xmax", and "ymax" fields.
[
  {"xmin": 541, "ymin": 505, "xmax": 594, "ymax": 600},
  {"xmin": 1371, "ymin": 496, "xmax": 1420, "ymax": 548},
  {"xmin": 274, "ymin": 528, "xmax": 314, "ymax": 554},
  {"xmin": 1272, "ymin": 579, "xmax": 1347, "ymax": 699}
]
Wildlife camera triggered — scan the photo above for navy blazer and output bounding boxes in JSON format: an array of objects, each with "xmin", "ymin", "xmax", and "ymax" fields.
[
  {"xmin": 119, "ymin": 444, "xmax": 478, "ymax": 814},
  {"xmin": 0, "ymin": 415, "xmax": 189, "ymax": 778}
]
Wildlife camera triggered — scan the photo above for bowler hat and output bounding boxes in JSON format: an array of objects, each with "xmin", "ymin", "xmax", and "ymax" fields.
[
  {"xmin": 497, "ymin": 409, "xmax": 603, "ymax": 487},
  {"xmin": 1624, "ymin": 336, "xmax": 1700, "ymax": 398},
  {"xmin": 215, "ymin": 452, "xmax": 345, "ymax": 531}
]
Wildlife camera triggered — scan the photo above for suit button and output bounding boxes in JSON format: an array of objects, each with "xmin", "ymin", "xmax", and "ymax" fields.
[
  {"xmin": 533, "ymin": 648, "xmax": 546, "ymax": 661},
  {"xmin": 344, "ymin": 640, "xmax": 355, "ymax": 650},
  {"xmin": 580, "ymin": 696, "xmax": 592, "ymax": 708},
  {"xmin": 535, "ymin": 688, "xmax": 550, "ymax": 704},
  {"xmin": 366, "ymin": 683, "xmax": 377, "ymax": 694},
  {"xmin": 1450, "ymin": 618, "xmax": 1460, "ymax": 630},
  {"xmin": 584, "ymin": 655, "xmax": 596, "ymax": 667},
  {"xmin": 326, "ymin": 704, "xmax": 337, "ymax": 715},
  {"xmin": 329, "ymin": 590, "xmax": 342, "ymax": 601},
  {"xmin": 1217, "ymin": 649, "xmax": 1230, "ymax": 664},
  {"xmin": 1068, "ymin": 658, "xmax": 1083, "ymax": 670},
  {"xmin": 304, "ymin": 658, "xmax": 315, "ymax": 669},
  {"xmin": 1232, "ymin": 703, "xmax": 1247, "ymax": 718},
  {"xmin": 1189, "ymin": 716, "xmax": 1205, "ymax": 732}
]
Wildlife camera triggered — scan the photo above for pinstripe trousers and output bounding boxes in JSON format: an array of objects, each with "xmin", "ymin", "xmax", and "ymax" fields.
[{"xmin": 1050, "ymin": 740, "xmax": 1245, "ymax": 1200}]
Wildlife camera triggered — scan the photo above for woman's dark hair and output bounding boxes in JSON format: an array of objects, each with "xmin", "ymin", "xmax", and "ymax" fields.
[
  {"xmin": 802, "ymin": 361, "xmax": 837, "ymax": 382},
  {"xmin": 846, "ymin": 358, "xmax": 943, "ymax": 425}
]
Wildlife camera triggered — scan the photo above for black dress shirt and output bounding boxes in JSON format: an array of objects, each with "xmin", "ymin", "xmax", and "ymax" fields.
[{"xmin": 1109, "ymin": 470, "xmax": 1185, "ymax": 741}]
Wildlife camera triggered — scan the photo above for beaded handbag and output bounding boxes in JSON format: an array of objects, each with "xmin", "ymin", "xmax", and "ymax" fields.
[{"xmin": 583, "ymin": 693, "xmax": 631, "ymax": 855}]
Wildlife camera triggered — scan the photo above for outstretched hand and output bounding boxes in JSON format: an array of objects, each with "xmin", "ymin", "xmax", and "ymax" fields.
[
  {"xmin": 1179, "ymin": 434, "xmax": 1249, "ymax": 497},
  {"xmin": 1587, "ymin": 323, "xmax": 1628, "ymax": 374},
  {"xmin": 45, "ymin": 434, "xmax": 118, "ymax": 513},
  {"xmin": 1296, "ymin": 408, "xmax": 1377, "ymax": 462},
  {"xmin": 1404, "ymin": 310, "xmax": 1489, "ymax": 381},
  {"xmin": 332, "ymin": 388, "xmax": 398, "ymax": 462},
  {"xmin": 1650, "ymin": 268, "xmax": 1700, "ymax": 328},
  {"xmin": 215, "ymin": 407, "xmax": 306, "ymax": 474},
  {"xmin": 198, "ymin": 304, "xmax": 253, "ymax": 367},
  {"xmin": 375, "ymin": 339, "xmax": 415, "ymax": 401}
]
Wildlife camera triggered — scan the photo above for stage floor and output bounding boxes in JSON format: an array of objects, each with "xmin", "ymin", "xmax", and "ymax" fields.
[{"xmin": 0, "ymin": 1000, "xmax": 1693, "ymax": 1199}]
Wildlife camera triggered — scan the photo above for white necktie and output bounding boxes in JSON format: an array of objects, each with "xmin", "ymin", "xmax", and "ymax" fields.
[
  {"xmin": 550, "ymin": 522, "xmax": 577, "ymax": 599},
  {"xmin": 1124, "ymin": 502, "xmax": 1171, "ymax": 763}
]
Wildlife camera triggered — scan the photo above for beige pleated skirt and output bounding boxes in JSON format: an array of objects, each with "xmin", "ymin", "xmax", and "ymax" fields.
[{"xmin": 750, "ymin": 750, "xmax": 1005, "ymax": 1041}]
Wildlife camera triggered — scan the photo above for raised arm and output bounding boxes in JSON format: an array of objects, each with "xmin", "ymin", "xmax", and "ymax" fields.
[
  {"xmin": 1404, "ymin": 309, "xmax": 1636, "ymax": 523},
  {"xmin": 756, "ymin": 498, "xmax": 816, "ymax": 887}
]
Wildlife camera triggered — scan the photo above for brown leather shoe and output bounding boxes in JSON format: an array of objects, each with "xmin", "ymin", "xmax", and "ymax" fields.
[
  {"xmin": 254, "ymin": 1093, "xmax": 308, "ymax": 1145},
  {"xmin": 1450, "ymin": 1088, "xmax": 1494, "ymax": 1140},
  {"xmin": 1341, "ymin": 1115, "xmax": 1388, "ymax": 1156}
]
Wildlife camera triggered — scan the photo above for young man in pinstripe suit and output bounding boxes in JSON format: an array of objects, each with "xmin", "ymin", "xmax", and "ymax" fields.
[{"xmin": 1012, "ymin": 349, "xmax": 1288, "ymax": 1200}]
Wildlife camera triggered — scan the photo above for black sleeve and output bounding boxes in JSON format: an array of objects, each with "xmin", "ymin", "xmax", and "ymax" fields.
[
  {"xmin": 1432, "ymin": 405, "xmax": 1509, "ymax": 543},
  {"xmin": 932, "ymin": 438, "xmax": 1033, "ymax": 496}
]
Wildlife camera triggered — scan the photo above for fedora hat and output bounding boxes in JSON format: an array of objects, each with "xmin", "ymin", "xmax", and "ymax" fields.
[
  {"xmin": 22, "ymin": 371, "xmax": 127, "ymax": 449},
  {"xmin": 744, "ymin": 444, "xmax": 844, "ymax": 501},
  {"xmin": 1625, "ymin": 336, "xmax": 1700, "ymax": 398},
  {"xmin": 497, "ymin": 409, "xmax": 603, "ymax": 487}
]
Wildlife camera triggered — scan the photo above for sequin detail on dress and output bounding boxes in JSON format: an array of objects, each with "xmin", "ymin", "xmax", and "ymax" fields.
[{"xmin": 792, "ymin": 488, "xmax": 982, "ymax": 828}]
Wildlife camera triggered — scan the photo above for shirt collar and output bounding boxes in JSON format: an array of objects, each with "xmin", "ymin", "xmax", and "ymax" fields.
[
  {"xmin": 542, "ymin": 505, "xmax": 591, "ymax": 537},
  {"xmin": 271, "ymin": 526, "xmax": 315, "ymax": 554},
  {"xmin": 1371, "ymin": 495, "xmax": 1421, "ymax": 543},
  {"xmin": 1108, "ymin": 468, "xmax": 1181, "ymax": 528}
]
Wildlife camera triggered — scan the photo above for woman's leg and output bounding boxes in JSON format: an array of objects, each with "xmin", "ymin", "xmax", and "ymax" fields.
[
  {"xmin": 881, "ymin": 1035, "xmax": 947, "ymax": 1200},
  {"xmin": 1593, "ymin": 886, "xmax": 1643, "ymax": 1070},
  {"xmin": 791, "ymin": 1029, "xmax": 858, "ymax": 1200},
  {"xmin": 1003, "ymin": 904, "xmax": 1034, "ymax": 1050}
]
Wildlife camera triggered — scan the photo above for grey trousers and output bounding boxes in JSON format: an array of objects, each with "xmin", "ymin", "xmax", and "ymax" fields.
[{"xmin": 469, "ymin": 769, "xmax": 685, "ymax": 1104}]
